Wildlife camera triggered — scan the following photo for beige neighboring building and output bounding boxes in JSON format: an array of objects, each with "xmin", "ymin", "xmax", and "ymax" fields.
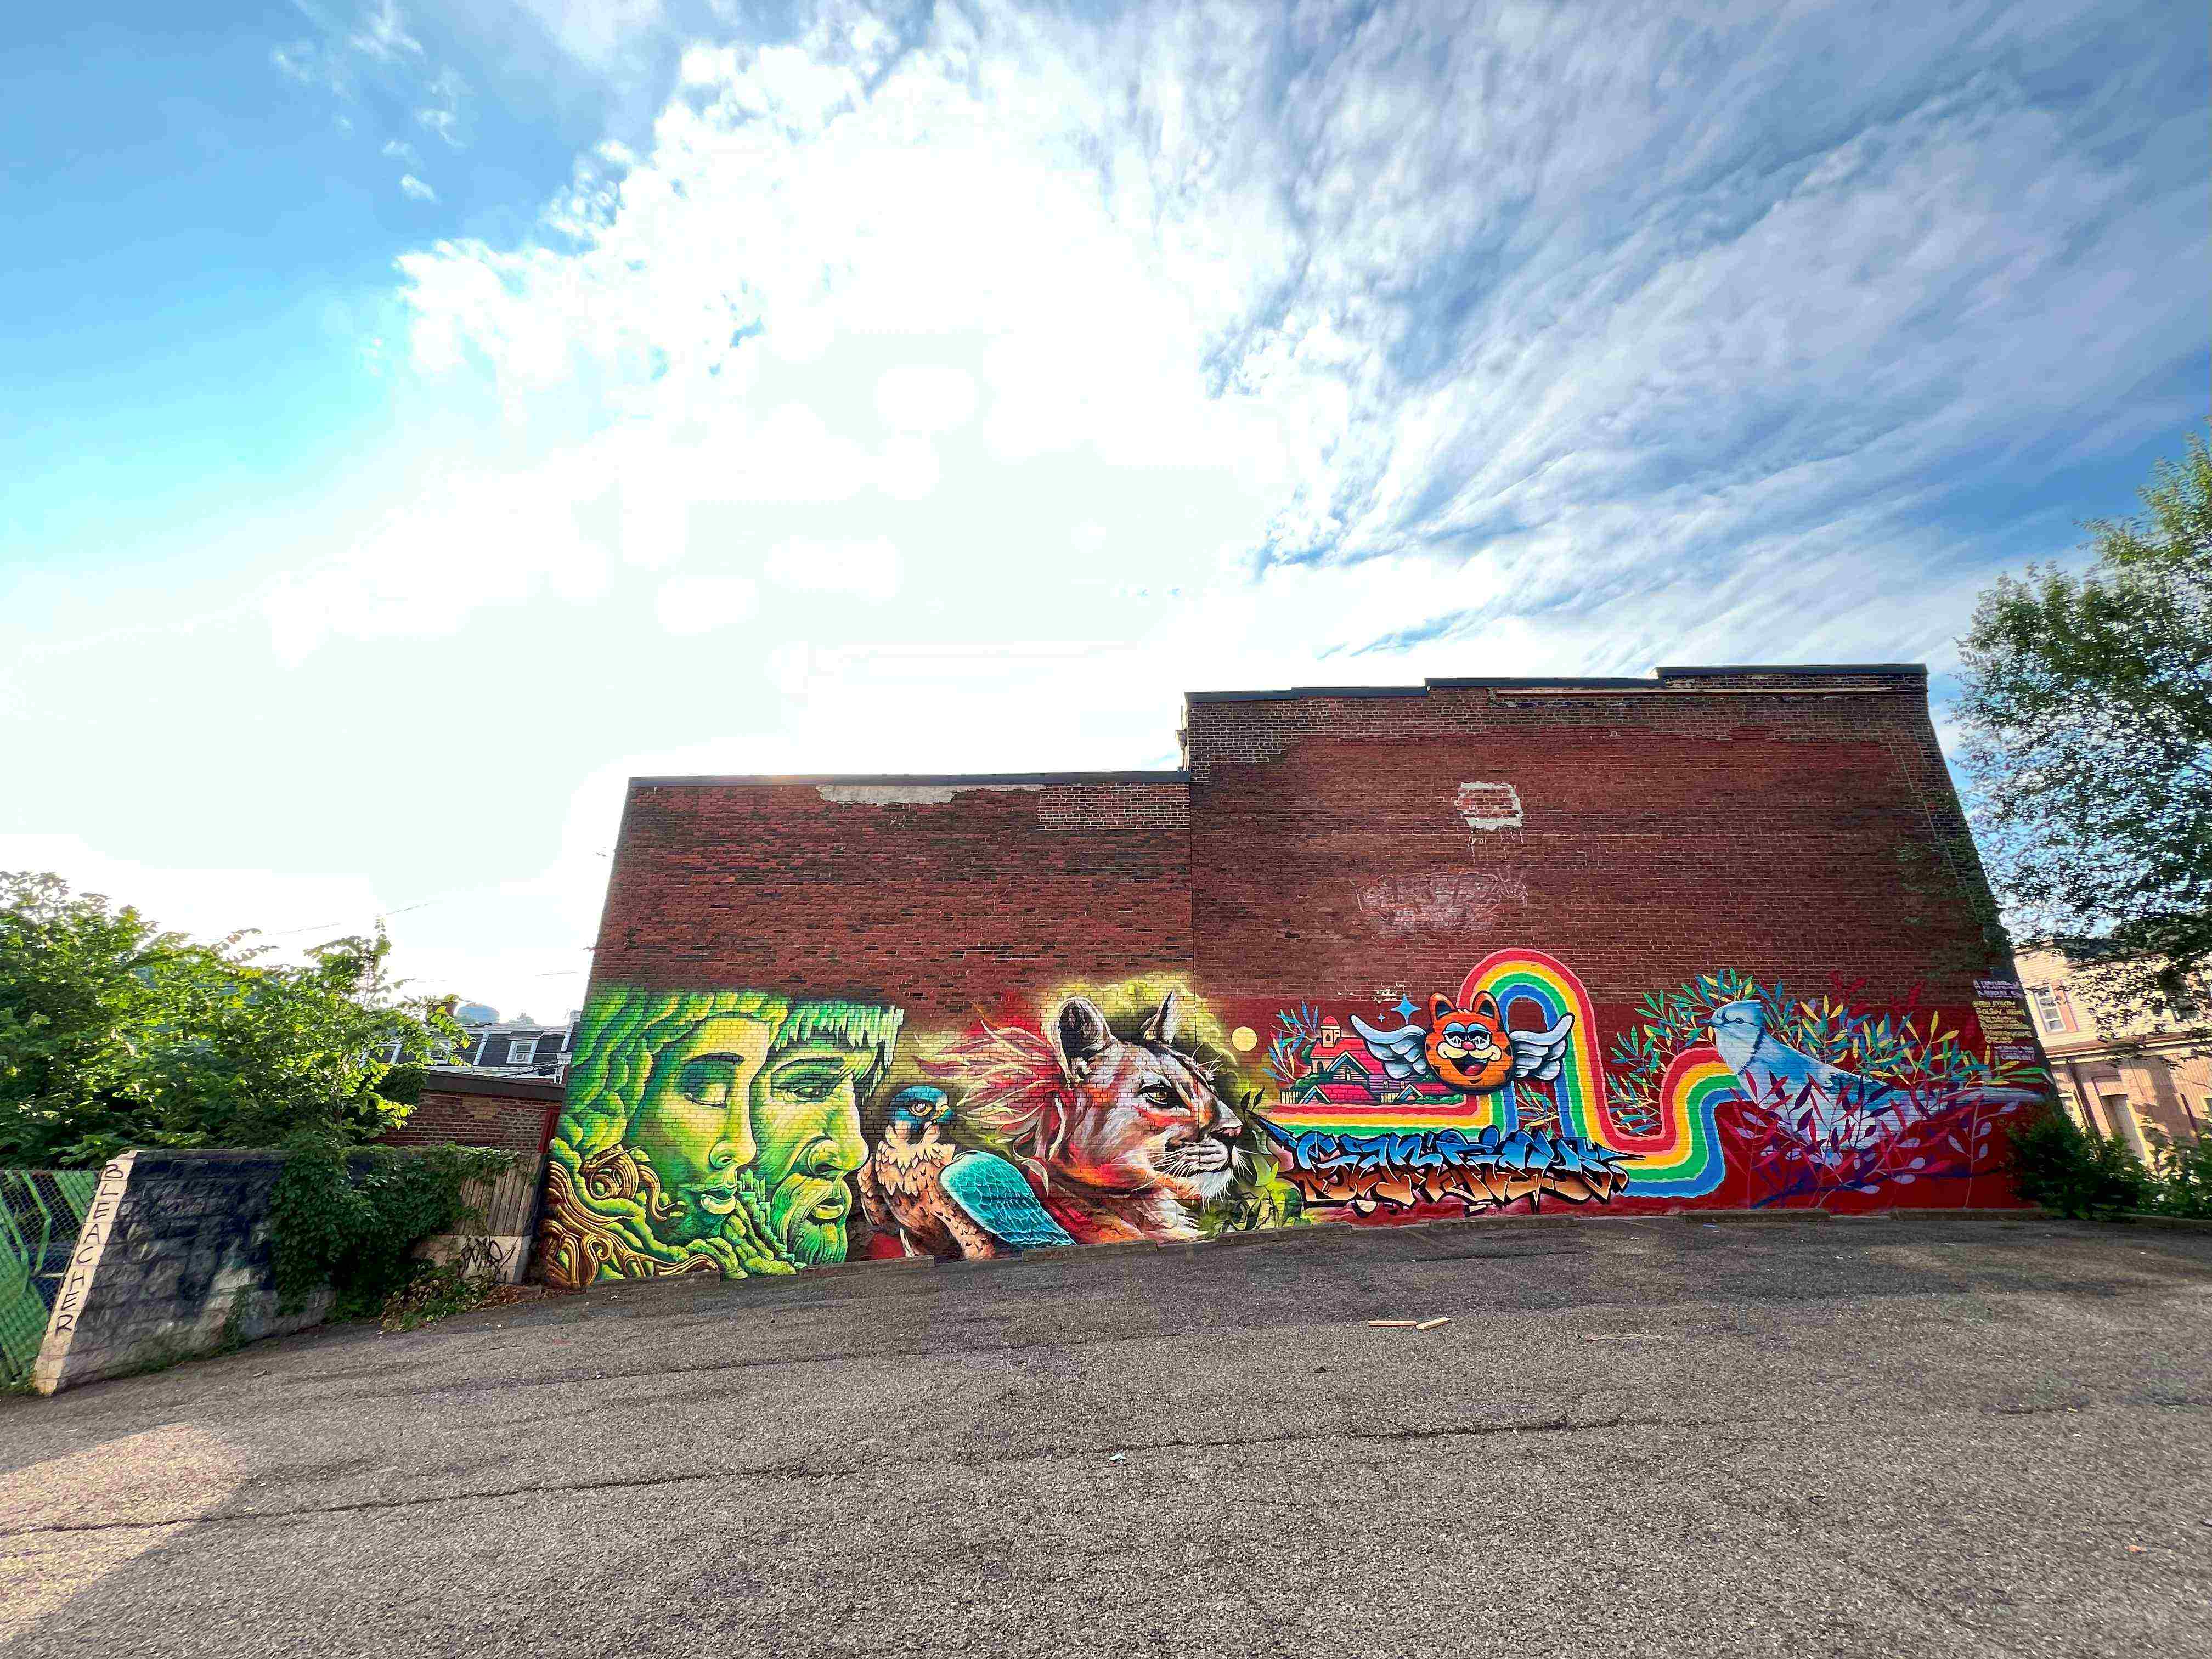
[{"xmin": 2016, "ymin": 949, "xmax": 2209, "ymax": 1155}]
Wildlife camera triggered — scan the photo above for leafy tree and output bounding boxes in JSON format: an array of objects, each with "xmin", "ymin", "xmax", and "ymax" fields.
[
  {"xmin": 1956, "ymin": 428, "xmax": 2212, "ymax": 1032},
  {"xmin": 0, "ymin": 872, "xmax": 464, "ymax": 1167}
]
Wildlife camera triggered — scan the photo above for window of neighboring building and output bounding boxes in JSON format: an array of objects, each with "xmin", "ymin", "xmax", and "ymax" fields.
[
  {"xmin": 508, "ymin": 1037, "xmax": 537, "ymax": 1066},
  {"xmin": 2029, "ymin": 984, "xmax": 2078, "ymax": 1034}
]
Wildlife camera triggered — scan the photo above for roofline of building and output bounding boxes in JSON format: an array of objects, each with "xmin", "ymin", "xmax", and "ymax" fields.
[
  {"xmin": 417, "ymin": 1066, "xmax": 567, "ymax": 1101},
  {"xmin": 629, "ymin": 769, "xmax": 1192, "ymax": 788},
  {"xmin": 622, "ymin": 670, "xmax": 1931, "ymax": 786},
  {"xmin": 1652, "ymin": 663, "xmax": 1928, "ymax": 679},
  {"xmin": 1185, "ymin": 664, "xmax": 1928, "ymax": 704}
]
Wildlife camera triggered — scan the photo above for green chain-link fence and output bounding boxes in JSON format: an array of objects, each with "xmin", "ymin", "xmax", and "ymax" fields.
[{"xmin": 1, "ymin": 1169, "xmax": 98, "ymax": 1385}]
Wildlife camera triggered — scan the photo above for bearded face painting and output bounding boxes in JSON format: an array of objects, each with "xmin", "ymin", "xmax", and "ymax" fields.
[{"xmin": 538, "ymin": 987, "xmax": 901, "ymax": 1288}]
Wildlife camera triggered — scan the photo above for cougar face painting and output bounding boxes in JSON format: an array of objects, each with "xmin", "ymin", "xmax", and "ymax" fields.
[{"xmin": 1048, "ymin": 992, "xmax": 1244, "ymax": 1211}]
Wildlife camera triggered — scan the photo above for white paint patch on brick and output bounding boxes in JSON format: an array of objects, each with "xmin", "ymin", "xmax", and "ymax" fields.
[
  {"xmin": 816, "ymin": 783, "xmax": 1045, "ymax": 806},
  {"xmin": 1454, "ymin": 781, "xmax": 1523, "ymax": 831}
]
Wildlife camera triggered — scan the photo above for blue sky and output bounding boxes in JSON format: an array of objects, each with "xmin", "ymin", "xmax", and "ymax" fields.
[{"xmin": 3, "ymin": 0, "xmax": 2204, "ymax": 1018}]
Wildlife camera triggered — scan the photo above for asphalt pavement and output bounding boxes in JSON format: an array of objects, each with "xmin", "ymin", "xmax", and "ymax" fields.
[{"xmin": 3, "ymin": 1210, "xmax": 2210, "ymax": 1658}]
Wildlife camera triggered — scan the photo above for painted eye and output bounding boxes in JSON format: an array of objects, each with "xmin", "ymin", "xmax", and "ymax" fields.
[
  {"xmin": 677, "ymin": 1054, "xmax": 741, "ymax": 1108},
  {"xmin": 775, "ymin": 1062, "xmax": 848, "ymax": 1103}
]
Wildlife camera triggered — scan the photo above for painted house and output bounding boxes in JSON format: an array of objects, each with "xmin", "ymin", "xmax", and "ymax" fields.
[{"xmin": 1289, "ymin": 1017, "xmax": 1383, "ymax": 1102}]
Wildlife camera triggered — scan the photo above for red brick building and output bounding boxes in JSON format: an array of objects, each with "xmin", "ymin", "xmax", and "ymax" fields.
[
  {"xmin": 382, "ymin": 1071, "xmax": 563, "ymax": 1156},
  {"xmin": 541, "ymin": 665, "xmax": 2049, "ymax": 1289}
]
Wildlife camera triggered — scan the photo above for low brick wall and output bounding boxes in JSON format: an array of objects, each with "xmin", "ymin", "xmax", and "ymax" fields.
[
  {"xmin": 380, "ymin": 1072, "xmax": 563, "ymax": 1154},
  {"xmin": 32, "ymin": 1151, "xmax": 332, "ymax": 1396}
]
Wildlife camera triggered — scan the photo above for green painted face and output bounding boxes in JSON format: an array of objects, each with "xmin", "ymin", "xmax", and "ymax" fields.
[
  {"xmin": 748, "ymin": 1045, "xmax": 871, "ymax": 1266},
  {"xmin": 628, "ymin": 1013, "xmax": 775, "ymax": 1245}
]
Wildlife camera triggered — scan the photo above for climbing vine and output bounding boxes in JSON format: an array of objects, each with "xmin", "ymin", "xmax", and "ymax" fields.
[{"xmin": 269, "ymin": 1131, "xmax": 515, "ymax": 1318}]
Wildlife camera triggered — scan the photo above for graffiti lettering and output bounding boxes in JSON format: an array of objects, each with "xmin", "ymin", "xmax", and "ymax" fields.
[
  {"xmin": 42, "ymin": 1155, "xmax": 134, "ymax": 1342},
  {"xmin": 1356, "ymin": 870, "xmax": 1530, "ymax": 935},
  {"xmin": 1255, "ymin": 1120, "xmax": 1632, "ymax": 1213}
]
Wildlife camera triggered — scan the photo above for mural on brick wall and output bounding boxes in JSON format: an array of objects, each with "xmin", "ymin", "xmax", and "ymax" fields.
[
  {"xmin": 536, "ymin": 955, "xmax": 2051, "ymax": 1289},
  {"xmin": 1602, "ymin": 968, "xmax": 2049, "ymax": 1207},
  {"xmin": 1254, "ymin": 950, "xmax": 1634, "ymax": 1213},
  {"xmin": 537, "ymin": 990, "xmax": 903, "ymax": 1287},
  {"xmin": 865, "ymin": 980, "xmax": 1295, "ymax": 1259}
]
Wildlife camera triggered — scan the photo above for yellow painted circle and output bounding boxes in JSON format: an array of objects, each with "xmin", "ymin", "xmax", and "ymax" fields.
[{"xmin": 1229, "ymin": 1025, "xmax": 1259, "ymax": 1053}]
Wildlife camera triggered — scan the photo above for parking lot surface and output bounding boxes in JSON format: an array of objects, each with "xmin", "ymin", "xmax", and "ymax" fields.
[{"xmin": 3, "ymin": 1210, "xmax": 2209, "ymax": 1657}]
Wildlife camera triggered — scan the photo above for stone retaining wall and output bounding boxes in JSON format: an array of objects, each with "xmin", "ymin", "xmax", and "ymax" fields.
[{"xmin": 32, "ymin": 1150, "xmax": 332, "ymax": 1396}]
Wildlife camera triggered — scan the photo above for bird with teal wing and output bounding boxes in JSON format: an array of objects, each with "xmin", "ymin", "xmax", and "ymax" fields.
[{"xmin": 858, "ymin": 1085, "xmax": 1076, "ymax": 1260}]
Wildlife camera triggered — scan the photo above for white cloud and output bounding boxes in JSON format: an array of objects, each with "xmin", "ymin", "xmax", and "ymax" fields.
[
  {"xmin": 655, "ymin": 573, "xmax": 758, "ymax": 634},
  {"xmin": 269, "ymin": 3, "xmax": 473, "ymax": 162},
  {"xmin": 270, "ymin": 40, "xmax": 343, "ymax": 95},
  {"xmin": 764, "ymin": 535, "xmax": 900, "ymax": 602},
  {"xmin": 383, "ymin": 1, "xmax": 2194, "ymax": 682},
  {"xmin": 507, "ymin": 0, "xmax": 668, "ymax": 75},
  {"xmin": 876, "ymin": 365, "xmax": 978, "ymax": 435},
  {"xmin": 261, "ymin": 465, "xmax": 608, "ymax": 663},
  {"xmin": 177, "ymin": 0, "xmax": 2202, "ymax": 1014},
  {"xmin": 348, "ymin": 0, "xmax": 422, "ymax": 64},
  {"xmin": 414, "ymin": 66, "xmax": 470, "ymax": 148},
  {"xmin": 398, "ymin": 173, "xmax": 437, "ymax": 201}
]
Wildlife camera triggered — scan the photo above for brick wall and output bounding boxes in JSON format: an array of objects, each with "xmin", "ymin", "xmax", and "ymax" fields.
[
  {"xmin": 541, "ymin": 664, "xmax": 2045, "ymax": 1290},
  {"xmin": 382, "ymin": 1072, "xmax": 563, "ymax": 1155},
  {"xmin": 1184, "ymin": 665, "xmax": 2005, "ymax": 1013},
  {"xmin": 591, "ymin": 772, "xmax": 1193, "ymax": 1022}
]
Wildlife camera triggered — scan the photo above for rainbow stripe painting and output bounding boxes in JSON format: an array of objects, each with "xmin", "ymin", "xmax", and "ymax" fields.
[
  {"xmin": 1462, "ymin": 949, "xmax": 1730, "ymax": 1197},
  {"xmin": 1262, "ymin": 949, "xmax": 1735, "ymax": 1201}
]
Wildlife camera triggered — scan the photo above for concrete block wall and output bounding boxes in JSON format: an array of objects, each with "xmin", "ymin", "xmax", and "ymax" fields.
[{"xmin": 33, "ymin": 1151, "xmax": 332, "ymax": 1396}]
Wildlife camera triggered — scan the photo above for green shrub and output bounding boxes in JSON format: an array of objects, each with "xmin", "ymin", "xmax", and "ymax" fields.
[
  {"xmin": 269, "ymin": 1133, "xmax": 514, "ymax": 1318},
  {"xmin": 380, "ymin": 1235, "xmax": 507, "ymax": 1332},
  {"xmin": 376, "ymin": 1064, "xmax": 427, "ymax": 1106},
  {"xmin": 2143, "ymin": 1128, "xmax": 2212, "ymax": 1220},
  {"xmin": 2007, "ymin": 1109, "xmax": 2153, "ymax": 1220}
]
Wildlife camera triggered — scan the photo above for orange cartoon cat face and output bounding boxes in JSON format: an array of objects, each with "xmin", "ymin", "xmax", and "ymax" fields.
[{"xmin": 1423, "ymin": 992, "xmax": 1514, "ymax": 1092}]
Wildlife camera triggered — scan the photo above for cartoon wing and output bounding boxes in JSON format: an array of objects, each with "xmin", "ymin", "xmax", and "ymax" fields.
[
  {"xmin": 940, "ymin": 1152, "xmax": 1075, "ymax": 1251},
  {"xmin": 1350, "ymin": 1014, "xmax": 1433, "ymax": 1082},
  {"xmin": 1508, "ymin": 1014, "xmax": 1576, "ymax": 1082}
]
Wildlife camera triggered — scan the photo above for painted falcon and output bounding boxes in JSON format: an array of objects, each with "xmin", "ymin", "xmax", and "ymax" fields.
[{"xmin": 859, "ymin": 1086, "xmax": 1075, "ymax": 1260}]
